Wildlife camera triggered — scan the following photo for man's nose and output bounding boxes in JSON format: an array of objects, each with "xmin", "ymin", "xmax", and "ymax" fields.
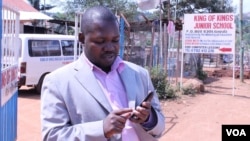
[{"xmin": 104, "ymin": 42, "xmax": 116, "ymax": 50}]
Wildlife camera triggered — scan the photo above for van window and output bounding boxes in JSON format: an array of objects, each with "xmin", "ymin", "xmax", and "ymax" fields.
[
  {"xmin": 28, "ymin": 40, "xmax": 61, "ymax": 57},
  {"xmin": 61, "ymin": 40, "xmax": 74, "ymax": 56},
  {"xmin": 61, "ymin": 40, "xmax": 83, "ymax": 56}
]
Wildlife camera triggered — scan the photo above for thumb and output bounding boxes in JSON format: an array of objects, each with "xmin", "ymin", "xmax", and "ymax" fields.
[
  {"xmin": 121, "ymin": 112, "xmax": 132, "ymax": 119},
  {"xmin": 114, "ymin": 108, "xmax": 132, "ymax": 117}
]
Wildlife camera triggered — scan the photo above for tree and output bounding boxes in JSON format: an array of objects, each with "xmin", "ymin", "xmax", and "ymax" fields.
[
  {"xmin": 49, "ymin": 0, "xmax": 139, "ymax": 21},
  {"xmin": 235, "ymin": 12, "xmax": 250, "ymax": 53},
  {"xmin": 160, "ymin": 0, "xmax": 234, "ymax": 22},
  {"xmin": 149, "ymin": 0, "xmax": 234, "ymax": 33},
  {"xmin": 27, "ymin": 0, "xmax": 55, "ymax": 11},
  {"xmin": 176, "ymin": 0, "xmax": 234, "ymax": 14},
  {"xmin": 27, "ymin": 0, "xmax": 40, "ymax": 10}
]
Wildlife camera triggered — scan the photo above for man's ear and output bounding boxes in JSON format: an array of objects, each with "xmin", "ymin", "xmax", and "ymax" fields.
[{"xmin": 78, "ymin": 33, "xmax": 85, "ymax": 44}]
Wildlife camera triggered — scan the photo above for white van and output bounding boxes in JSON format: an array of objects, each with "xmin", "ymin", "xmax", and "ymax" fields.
[{"xmin": 18, "ymin": 34, "xmax": 82, "ymax": 93}]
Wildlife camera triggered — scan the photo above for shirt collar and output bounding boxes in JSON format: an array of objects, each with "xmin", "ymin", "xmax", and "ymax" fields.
[{"xmin": 82, "ymin": 53, "xmax": 125, "ymax": 73}]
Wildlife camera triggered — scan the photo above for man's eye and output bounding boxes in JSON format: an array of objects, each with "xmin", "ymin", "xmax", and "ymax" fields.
[{"xmin": 113, "ymin": 39, "xmax": 119, "ymax": 43}]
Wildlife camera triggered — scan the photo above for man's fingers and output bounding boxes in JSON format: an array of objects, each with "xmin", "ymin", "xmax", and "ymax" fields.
[
  {"xmin": 129, "ymin": 104, "xmax": 151, "ymax": 123},
  {"xmin": 121, "ymin": 112, "xmax": 132, "ymax": 119},
  {"xmin": 141, "ymin": 101, "xmax": 151, "ymax": 109},
  {"xmin": 113, "ymin": 108, "xmax": 133, "ymax": 115}
]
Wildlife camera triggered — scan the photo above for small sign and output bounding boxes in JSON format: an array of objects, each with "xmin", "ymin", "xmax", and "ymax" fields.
[{"xmin": 1, "ymin": 65, "xmax": 18, "ymax": 106}]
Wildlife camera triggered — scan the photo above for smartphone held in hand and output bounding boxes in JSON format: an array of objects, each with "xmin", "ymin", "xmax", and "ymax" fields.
[
  {"xmin": 130, "ymin": 91, "xmax": 154, "ymax": 120},
  {"xmin": 138, "ymin": 91, "xmax": 154, "ymax": 106}
]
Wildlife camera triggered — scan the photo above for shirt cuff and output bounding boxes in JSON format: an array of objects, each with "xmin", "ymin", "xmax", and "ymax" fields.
[{"xmin": 141, "ymin": 108, "xmax": 157, "ymax": 131}]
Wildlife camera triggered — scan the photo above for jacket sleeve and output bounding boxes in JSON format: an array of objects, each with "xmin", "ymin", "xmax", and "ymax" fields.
[
  {"xmin": 135, "ymin": 67, "xmax": 165, "ymax": 138},
  {"xmin": 40, "ymin": 74, "xmax": 107, "ymax": 141},
  {"xmin": 144, "ymin": 69, "xmax": 165, "ymax": 138}
]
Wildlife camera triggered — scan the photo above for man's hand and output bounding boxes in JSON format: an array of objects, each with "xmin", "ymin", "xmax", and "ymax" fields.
[
  {"xmin": 103, "ymin": 108, "xmax": 132, "ymax": 138},
  {"xmin": 129, "ymin": 101, "xmax": 151, "ymax": 124}
]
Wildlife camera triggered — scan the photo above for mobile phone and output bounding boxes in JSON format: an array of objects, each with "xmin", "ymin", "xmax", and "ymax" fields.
[
  {"xmin": 130, "ymin": 91, "xmax": 154, "ymax": 120},
  {"xmin": 138, "ymin": 91, "xmax": 154, "ymax": 106}
]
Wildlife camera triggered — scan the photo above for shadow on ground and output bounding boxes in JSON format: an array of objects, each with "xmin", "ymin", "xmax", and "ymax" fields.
[
  {"xmin": 18, "ymin": 87, "xmax": 40, "ymax": 100},
  {"xmin": 162, "ymin": 114, "xmax": 178, "ymax": 136},
  {"xmin": 203, "ymin": 77, "xmax": 220, "ymax": 84}
]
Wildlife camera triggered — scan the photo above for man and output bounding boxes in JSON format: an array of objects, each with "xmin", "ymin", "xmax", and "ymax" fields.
[{"xmin": 41, "ymin": 6, "xmax": 165, "ymax": 141}]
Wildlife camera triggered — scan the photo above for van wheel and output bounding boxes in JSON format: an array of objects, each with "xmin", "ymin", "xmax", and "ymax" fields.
[{"xmin": 35, "ymin": 75, "xmax": 46, "ymax": 94}]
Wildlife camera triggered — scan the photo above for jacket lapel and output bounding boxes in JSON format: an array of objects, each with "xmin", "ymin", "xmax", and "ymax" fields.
[
  {"xmin": 73, "ymin": 58, "xmax": 113, "ymax": 113},
  {"xmin": 119, "ymin": 66, "xmax": 137, "ymax": 109}
]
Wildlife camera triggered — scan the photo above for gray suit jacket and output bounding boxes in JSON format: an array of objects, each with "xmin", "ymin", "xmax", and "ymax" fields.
[{"xmin": 41, "ymin": 55, "xmax": 165, "ymax": 141}]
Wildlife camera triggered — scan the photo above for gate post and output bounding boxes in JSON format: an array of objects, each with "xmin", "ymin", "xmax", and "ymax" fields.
[{"xmin": 0, "ymin": 2, "xmax": 20, "ymax": 141}]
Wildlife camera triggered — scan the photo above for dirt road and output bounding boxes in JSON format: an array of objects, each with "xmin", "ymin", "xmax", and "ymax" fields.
[
  {"xmin": 159, "ymin": 77, "xmax": 250, "ymax": 141},
  {"xmin": 17, "ymin": 77, "xmax": 250, "ymax": 141}
]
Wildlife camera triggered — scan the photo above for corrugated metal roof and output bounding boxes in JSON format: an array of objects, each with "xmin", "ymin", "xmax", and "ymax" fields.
[
  {"xmin": 3, "ymin": 0, "xmax": 53, "ymax": 21},
  {"xmin": 3, "ymin": 0, "xmax": 38, "ymax": 12}
]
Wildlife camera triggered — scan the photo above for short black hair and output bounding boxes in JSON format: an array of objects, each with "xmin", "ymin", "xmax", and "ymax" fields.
[{"xmin": 81, "ymin": 6, "xmax": 118, "ymax": 34}]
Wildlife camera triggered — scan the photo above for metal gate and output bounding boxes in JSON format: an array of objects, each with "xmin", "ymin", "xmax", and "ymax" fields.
[{"xmin": 0, "ymin": 1, "xmax": 20, "ymax": 141}]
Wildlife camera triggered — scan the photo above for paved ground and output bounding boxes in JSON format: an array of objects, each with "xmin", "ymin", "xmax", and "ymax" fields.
[
  {"xmin": 17, "ymin": 77, "xmax": 250, "ymax": 141},
  {"xmin": 17, "ymin": 88, "xmax": 41, "ymax": 141}
]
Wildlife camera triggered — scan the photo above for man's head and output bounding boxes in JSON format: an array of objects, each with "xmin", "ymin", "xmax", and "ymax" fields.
[{"xmin": 79, "ymin": 6, "xmax": 120, "ymax": 73}]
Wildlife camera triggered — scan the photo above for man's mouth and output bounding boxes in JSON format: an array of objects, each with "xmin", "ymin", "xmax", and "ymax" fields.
[{"xmin": 103, "ymin": 53, "xmax": 115, "ymax": 61}]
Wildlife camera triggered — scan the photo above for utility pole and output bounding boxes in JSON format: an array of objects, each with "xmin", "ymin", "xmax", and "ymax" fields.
[
  {"xmin": 165, "ymin": 0, "xmax": 171, "ymax": 73},
  {"xmin": 239, "ymin": 0, "xmax": 244, "ymax": 82},
  {"xmin": 159, "ymin": 0, "xmax": 163, "ymax": 68}
]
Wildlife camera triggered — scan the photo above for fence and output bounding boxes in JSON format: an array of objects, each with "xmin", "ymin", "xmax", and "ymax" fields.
[{"xmin": 0, "ymin": 1, "xmax": 20, "ymax": 141}]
